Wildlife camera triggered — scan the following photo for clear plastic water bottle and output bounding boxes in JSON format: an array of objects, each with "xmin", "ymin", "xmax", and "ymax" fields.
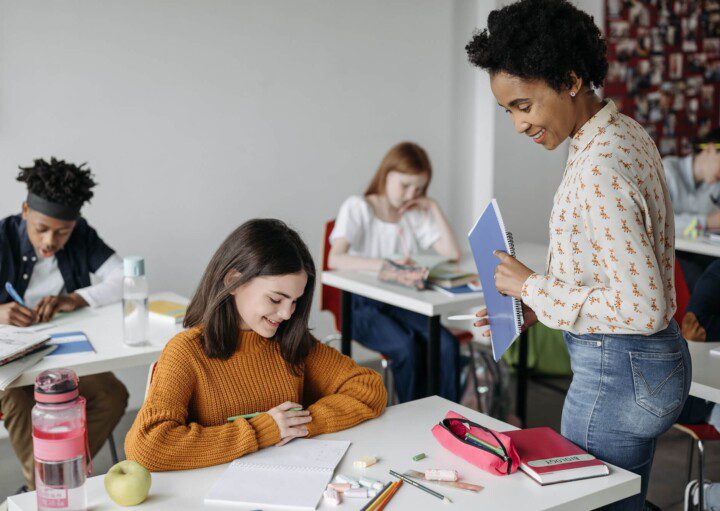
[
  {"xmin": 32, "ymin": 369, "xmax": 88, "ymax": 511},
  {"xmin": 122, "ymin": 256, "xmax": 148, "ymax": 346}
]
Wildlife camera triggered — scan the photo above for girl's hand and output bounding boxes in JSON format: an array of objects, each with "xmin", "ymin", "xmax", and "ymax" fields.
[
  {"xmin": 267, "ymin": 401, "xmax": 312, "ymax": 446},
  {"xmin": 493, "ymin": 251, "xmax": 534, "ymax": 299},
  {"xmin": 473, "ymin": 304, "xmax": 539, "ymax": 337},
  {"xmin": 398, "ymin": 197, "xmax": 437, "ymax": 215}
]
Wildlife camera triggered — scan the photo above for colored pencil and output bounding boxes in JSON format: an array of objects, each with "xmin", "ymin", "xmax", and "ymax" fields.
[
  {"xmin": 360, "ymin": 481, "xmax": 393, "ymax": 511},
  {"xmin": 374, "ymin": 480, "xmax": 403, "ymax": 511}
]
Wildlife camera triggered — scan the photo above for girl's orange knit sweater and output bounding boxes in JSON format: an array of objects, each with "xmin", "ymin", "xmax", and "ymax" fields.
[{"xmin": 124, "ymin": 327, "xmax": 387, "ymax": 471}]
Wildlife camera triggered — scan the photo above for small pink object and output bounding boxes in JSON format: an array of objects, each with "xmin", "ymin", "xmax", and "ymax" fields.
[
  {"xmin": 323, "ymin": 486, "xmax": 341, "ymax": 506},
  {"xmin": 328, "ymin": 482, "xmax": 351, "ymax": 492},
  {"xmin": 425, "ymin": 469, "xmax": 459, "ymax": 481}
]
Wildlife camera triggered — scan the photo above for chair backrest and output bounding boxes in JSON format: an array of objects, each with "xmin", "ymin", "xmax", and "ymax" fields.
[
  {"xmin": 144, "ymin": 361, "xmax": 158, "ymax": 401},
  {"xmin": 320, "ymin": 219, "xmax": 342, "ymax": 333},
  {"xmin": 674, "ymin": 258, "xmax": 690, "ymax": 325}
]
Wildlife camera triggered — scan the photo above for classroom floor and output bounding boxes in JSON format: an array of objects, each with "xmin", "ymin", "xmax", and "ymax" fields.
[{"xmin": 1, "ymin": 377, "xmax": 719, "ymax": 509}]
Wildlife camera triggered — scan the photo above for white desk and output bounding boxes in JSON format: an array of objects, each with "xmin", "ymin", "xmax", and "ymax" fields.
[
  {"xmin": 8, "ymin": 292, "xmax": 188, "ymax": 388},
  {"xmin": 321, "ymin": 260, "xmax": 483, "ymax": 397},
  {"xmin": 8, "ymin": 396, "xmax": 640, "ymax": 511},
  {"xmin": 688, "ymin": 341, "xmax": 720, "ymax": 404},
  {"xmin": 676, "ymin": 236, "xmax": 720, "ymax": 258}
]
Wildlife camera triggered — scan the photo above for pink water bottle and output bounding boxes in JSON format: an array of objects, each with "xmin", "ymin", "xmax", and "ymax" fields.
[{"xmin": 32, "ymin": 369, "xmax": 89, "ymax": 511}]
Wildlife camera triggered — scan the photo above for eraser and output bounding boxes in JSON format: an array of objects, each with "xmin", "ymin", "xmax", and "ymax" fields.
[
  {"xmin": 344, "ymin": 487, "xmax": 369, "ymax": 498},
  {"xmin": 323, "ymin": 486, "xmax": 341, "ymax": 506},
  {"xmin": 353, "ymin": 455, "xmax": 378, "ymax": 468},
  {"xmin": 359, "ymin": 476, "xmax": 383, "ymax": 490},
  {"xmin": 335, "ymin": 473, "xmax": 360, "ymax": 488}
]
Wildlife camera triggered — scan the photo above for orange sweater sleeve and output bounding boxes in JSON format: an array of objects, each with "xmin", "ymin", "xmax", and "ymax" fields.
[
  {"xmin": 302, "ymin": 341, "xmax": 387, "ymax": 437},
  {"xmin": 124, "ymin": 333, "xmax": 280, "ymax": 471}
]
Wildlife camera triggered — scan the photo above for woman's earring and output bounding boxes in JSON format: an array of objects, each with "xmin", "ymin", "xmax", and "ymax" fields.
[{"xmin": 570, "ymin": 91, "xmax": 576, "ymax": 97}]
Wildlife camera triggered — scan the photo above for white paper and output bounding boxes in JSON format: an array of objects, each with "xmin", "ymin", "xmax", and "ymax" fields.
[
  {"xmin": 205, "ymin": 439, "xmax": 350, "ymax": 510},
  {"xmin": 0, "ymin": 328, "xmax": 50, "ymax": 360},
  {"xmin": 0, "ymin": 345, "xmax": 57, "ymax": 390}
]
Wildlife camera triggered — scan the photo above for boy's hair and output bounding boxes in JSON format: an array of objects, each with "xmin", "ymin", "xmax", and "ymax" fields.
[
  {"xmin": 364, "ymin": 142, "xmax": 432, "ymax": 197},
  {"xmin": 696, "ymin": 128, "xmax": 720, "ymax": 153},
  {"xmin": 184, "ymin": 219, "xmax": 316, "ymax": 372},
  {"xmin": 465, "ymin": 0, "xmax": 607, "ymax": 92},
  {"xmin": 17, "ymin": 157, "xmax": 96, "ymax": 207}
]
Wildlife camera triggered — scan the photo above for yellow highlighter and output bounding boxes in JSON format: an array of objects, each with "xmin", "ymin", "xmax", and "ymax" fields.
[{"xmin": 227, "ymin": 407, "xmax": 302, "ymax": 422}]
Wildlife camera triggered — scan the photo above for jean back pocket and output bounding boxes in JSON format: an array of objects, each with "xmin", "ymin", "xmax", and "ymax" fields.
[{"xmin": 630, "ymin": 351, "xmax": 685, "ymax": 418}]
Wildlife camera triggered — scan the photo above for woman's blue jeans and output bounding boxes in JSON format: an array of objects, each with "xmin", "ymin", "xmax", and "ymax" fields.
[{"xmin": 562, "ymin": 320, "xmax": 691, "ymax": 510}]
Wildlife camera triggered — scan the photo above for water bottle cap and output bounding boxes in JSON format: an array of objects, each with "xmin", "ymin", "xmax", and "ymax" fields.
[
  {"xmin": 124, "ymin": 256, "xmax": 145, "ymax": 277},
  {"xmin": 34, "ymin": 368, "xmax": 79, "ymax": 404}
]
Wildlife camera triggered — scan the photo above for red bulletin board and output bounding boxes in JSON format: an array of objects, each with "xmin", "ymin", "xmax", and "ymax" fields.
[{"xmin": 604, "ymin": 0, "xmax": 720, "ymax": 156}]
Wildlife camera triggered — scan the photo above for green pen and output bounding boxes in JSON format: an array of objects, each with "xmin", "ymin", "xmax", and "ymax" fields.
[
  {"xmin": 227, "ymin": 407, "xmax": 303, "ymax": 422},
  {"xmin": 465, "ymin": 432, "xmax": 504, "ymax": 456}
]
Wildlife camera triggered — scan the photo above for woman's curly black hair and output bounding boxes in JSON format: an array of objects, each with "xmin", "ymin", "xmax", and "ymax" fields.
[
  {"xmin": 466, "ymin": 0, "xmax": 607, "ymax": 92},
  {"xmin": 16, "ymin": 157, "xmax": 96, "ymax": 207}
]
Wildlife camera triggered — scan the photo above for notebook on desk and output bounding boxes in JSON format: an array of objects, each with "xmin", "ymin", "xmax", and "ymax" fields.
[
  {"xmin": 468, "ymin": 199, "xmax": 524, "ymax": 362},
  {"xmin": 205, "ymin": 438, "xmax": 350, "ymax": 510}
]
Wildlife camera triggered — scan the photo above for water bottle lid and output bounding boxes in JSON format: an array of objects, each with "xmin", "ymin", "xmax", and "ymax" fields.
[
  {"xmin": 124, "ymin": 256, "xmax": 145, "ymax": 277},
  {"xmin": 34, "ymin": 368, "xmax": 79, "ymax": 404}
]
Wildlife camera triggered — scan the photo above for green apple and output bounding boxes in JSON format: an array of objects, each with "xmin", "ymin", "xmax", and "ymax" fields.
[{"xmin": 104, "ymin": 460, "xmax": 151, "ymax": 506}]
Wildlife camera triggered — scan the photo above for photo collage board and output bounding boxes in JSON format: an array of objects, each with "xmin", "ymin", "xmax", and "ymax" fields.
[{"xmin": 605, "ymin": 0, "xmax": 720, "ymax": 156}]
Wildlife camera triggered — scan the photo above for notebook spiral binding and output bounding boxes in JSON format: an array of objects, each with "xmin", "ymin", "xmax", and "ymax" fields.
[
  {"xmin": 505, "ymin": 231, "xmax": 525, "ymax": 333},
  {"xmin": 229, "ymin": 460, "xmax": 329, "ymax": 472}
]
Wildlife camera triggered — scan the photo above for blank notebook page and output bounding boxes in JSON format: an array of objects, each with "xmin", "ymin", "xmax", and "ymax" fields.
[{"xmin": 205, "ymin": 438, "xmax": 351, "ymax": 510}]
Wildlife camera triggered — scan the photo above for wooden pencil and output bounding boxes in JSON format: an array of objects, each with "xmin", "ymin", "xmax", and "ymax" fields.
[
  {"xmin": 360, "ymin": 482, "xmax": 393, "ymax": 511},
  {"xmin": 374, "ymin": 480, "xmax": 403, "ymax": 511}
]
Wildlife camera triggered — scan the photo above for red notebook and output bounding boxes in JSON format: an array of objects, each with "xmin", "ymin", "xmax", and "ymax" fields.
[{"xmin": 504, "ymin": 427, "xmax": 609, "ymax": 485}]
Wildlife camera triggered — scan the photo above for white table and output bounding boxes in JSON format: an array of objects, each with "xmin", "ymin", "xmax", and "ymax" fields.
[
  {"xmin": 8, "ymin": 396, "xmax": 640, "ymax": 511},
  {"xmin": 676, "ymin": 236, "xmax": 720, "ymax": 258},
  {"xmin": 321, "ymin": 260, "xmax": 483, "ymax": 396},
  {"xmin": 7, "ymin": 292, "xmax": 187, "ymax": 388},
  {"xmin": 688, "ymin": 341, "xmax": 720, "ymax": 404}
]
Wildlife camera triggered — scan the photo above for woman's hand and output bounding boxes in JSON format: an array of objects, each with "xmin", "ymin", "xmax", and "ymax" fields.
[
  {"xmin": 473, "ymin": 304, "xmax": 539, "ymax": 337},
  {"xmin": 493, "ymin": 251, "xmax": 534, "ymax": 299},
  {"xmin": 267, "ymin": 401, "xmax": 312, "ymax": 446}
]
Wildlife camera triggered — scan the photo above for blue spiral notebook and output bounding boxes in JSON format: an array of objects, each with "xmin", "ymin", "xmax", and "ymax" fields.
[{"xmin": 468, "ymin": 199, "xmax": 524, "ymax": 361}]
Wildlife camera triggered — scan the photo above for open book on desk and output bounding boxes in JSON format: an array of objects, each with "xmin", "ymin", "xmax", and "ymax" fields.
[
  {"xmin": 468, "ymin": 199, "xmax": 524, "ymax": 362},
  {"xmin": 205, "ymin": 438, "xmax": 350, "ymax": 510}
]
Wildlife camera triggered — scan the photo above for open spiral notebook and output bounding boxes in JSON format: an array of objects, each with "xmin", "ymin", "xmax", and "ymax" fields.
[{"xmin": 205, "ymin": 438, "xmax": 350, "ymax": 510}]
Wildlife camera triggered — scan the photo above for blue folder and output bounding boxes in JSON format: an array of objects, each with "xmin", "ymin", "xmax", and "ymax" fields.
[
  {"xmin": 47, "ymin": 331, "xmax": 94, "ymax": 356},
  {"xmin": 468, "ymin": 199, "xmax": 523, "ymax": 361}
]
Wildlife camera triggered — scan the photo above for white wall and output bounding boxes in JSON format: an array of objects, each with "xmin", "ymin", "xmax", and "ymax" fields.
[
  {"xmin": 0, "ymin": 0, "xmax": 494, "ymax": 412},
  {"xmin": 491, "ymin": 0, "xmax": 604, "ymax": 249}
]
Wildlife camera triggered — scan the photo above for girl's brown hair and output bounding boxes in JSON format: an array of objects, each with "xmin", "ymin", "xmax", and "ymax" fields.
[
  {"xmin": 364, "ymin": 141, "xmax": 433, "ymax": 196},
  {"xmin": 184, "ymin": 219, "xmax": 316, "ymax": 372}
]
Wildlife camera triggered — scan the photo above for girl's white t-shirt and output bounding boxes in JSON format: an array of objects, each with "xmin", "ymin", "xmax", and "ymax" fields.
[{"xmin": 329, "ymin": 195, "xmax": 441, "ymax": 259}]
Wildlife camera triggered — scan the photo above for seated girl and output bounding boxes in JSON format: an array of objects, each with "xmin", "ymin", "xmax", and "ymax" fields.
[
  {"xmin": 125, "ymin": 219, "xmax": 387, "ymax": 471},
  {"xmin": 328, "ymin": 141, "xmax": 463, "ymax": 403}
]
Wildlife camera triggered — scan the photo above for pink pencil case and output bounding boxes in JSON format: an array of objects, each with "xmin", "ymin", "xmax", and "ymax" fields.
[{"xmin": 431, "ymin": 410, "xmax": 520, "ymax": 476}]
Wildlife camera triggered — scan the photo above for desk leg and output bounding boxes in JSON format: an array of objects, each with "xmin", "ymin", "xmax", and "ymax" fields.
[
  {"xmin": 516, "ymin": 330, "xmax": 528, "ymax": 427},
  {"xmin": 427, "ymin": 315, "xmax": 441, "ymax": 397},
  {"xmin": 341, "ymin": 291, "xmax": 352, "ymax": 357}
]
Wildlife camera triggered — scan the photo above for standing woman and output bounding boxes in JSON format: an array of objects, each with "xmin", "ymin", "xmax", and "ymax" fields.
[{"xmin": 467, "ymin": 1, "xmax": 690, "ymax": 509}]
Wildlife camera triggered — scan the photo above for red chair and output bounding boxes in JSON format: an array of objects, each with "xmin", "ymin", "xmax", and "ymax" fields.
[
  {"xmin": 674, "ymin": 258, "xmax": 691, "ymax": 325},
  {"xmin": 320, "ymin": 220, "xmax": 480, "ymax": 407}
]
